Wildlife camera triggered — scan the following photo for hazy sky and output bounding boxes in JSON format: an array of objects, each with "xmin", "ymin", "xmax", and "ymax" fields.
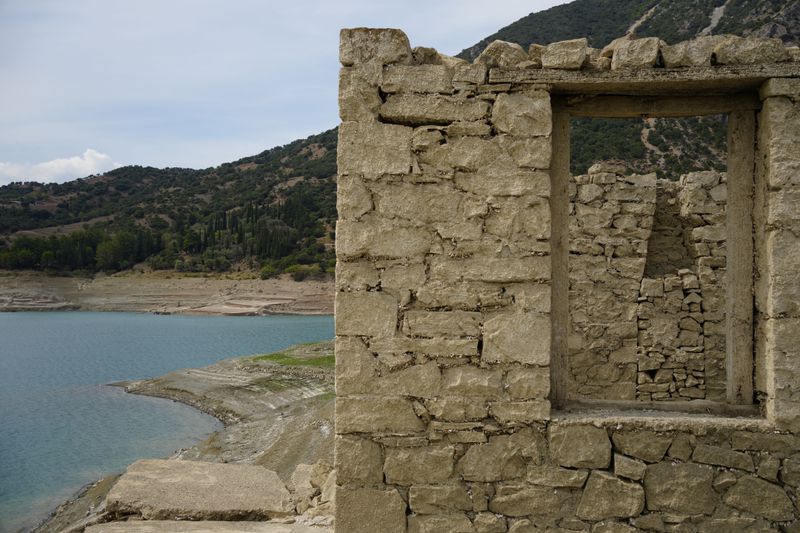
[{"xmin": 0, "ymin": 0, "xmax": 570, "ymax": 185}]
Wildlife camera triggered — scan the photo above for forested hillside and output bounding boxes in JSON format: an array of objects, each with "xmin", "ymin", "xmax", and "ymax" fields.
[
  {"xmin": 0, "ymin": 130, "xmax": 337, "ymax": 278},
  {"xmin": 2, "ymin": 0, "xmax": 797, "ymax": 276}
]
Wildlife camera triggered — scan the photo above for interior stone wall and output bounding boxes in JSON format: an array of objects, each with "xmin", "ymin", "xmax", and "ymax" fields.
[
  {"xmin": 335, "ymin": 28, "xmax": 800, "ymax": 533},
  {"xmin": 566, "ymin": 168, "xmax": 728, "ymax": 403}
]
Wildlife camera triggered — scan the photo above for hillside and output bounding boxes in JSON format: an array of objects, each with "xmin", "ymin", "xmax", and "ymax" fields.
[
  {"xmin": 0, "ymin": 130, "xmax": 337, "ymax": 277},
  {"xmin": 2, "ymin": 0, "xmax": 797, "ymax": 276}
]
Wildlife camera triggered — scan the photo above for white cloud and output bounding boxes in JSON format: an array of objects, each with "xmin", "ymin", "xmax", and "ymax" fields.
[{"xmin": 0, "ymin": 149, "xmax": 120, "ymax": 185}]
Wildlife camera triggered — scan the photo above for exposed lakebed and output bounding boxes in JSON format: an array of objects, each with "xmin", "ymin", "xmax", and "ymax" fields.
[{"xmin": 0, "ymin": 312, "xmax": 333, "ymax": 533}]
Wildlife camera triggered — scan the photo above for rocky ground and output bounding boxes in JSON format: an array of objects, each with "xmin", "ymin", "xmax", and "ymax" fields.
[
  {"xmin": 0, "ymin": 270, "xmax": 333, "ymax": 315},
  {"xmin": 34, "ymin": 341, "xmax": 336, "ymax": 533}
]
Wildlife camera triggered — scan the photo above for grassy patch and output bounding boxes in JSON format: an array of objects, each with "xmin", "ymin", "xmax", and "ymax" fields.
[{"xmin": 252, "ymin": 352, "xmax": 335, "ymax": 368}]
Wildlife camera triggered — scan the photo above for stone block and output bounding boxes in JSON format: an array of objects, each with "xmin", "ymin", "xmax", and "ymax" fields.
[
  {"xmin": 104, "ymin": 459, "xmax": 293, "ymax": 520},
  {"xmin": 425, "ymin": 397, "xmax": 488, "ymax": 422},
  {"xmin": 335, "ymin": 487, "xmax": 407, "ymax": 533},
  {"xmin": 340, "ymin": 28, "xmax": 411, "ymax": 66},
  {"xmin": 336, "ymin": 174, "xmax": 373, "ymax": 220},
  {"xmin": 591, "ymin": 521, "xmax": 637, "ymax": 533},
  {"xmin": 506, "ymin": 367, "xmax": 550, "ymax": 399},
  {"xmin": 644, "ymin": 462, "xmax": 716, "ymax": 515},
  {"xmin": 336, "ymin": 218, "xmax": 432, "ymax": 259},
  {"xmin": 338, "ymin": 121, "xmax": 412, "ymax": 175},
  {"xmin": 489, "ymin": 484, "xmax": 571, "ymax": 517},
  {"xmin": 382, "ymin": 65, "xmax": 454, "ymax": 94},
  {"xmin": 455, "ymin": 169, "xmax": 550, "ymax": 197},
  {"xmin": 475, "ymin": 40, "xmax": 528, "ymax": 68},
  {"xmin": 723, "ymin": 476, "xmax": 795, "ymax": 521},
  {"xmin": 336, "ymin": 396, "xmax": 425, "ymax": 434},
  {"xmin": 404, "ymin": 310, "xmax": 481, "ymax": 337},
  {"xmin": 731, "ymin": 431, "xmax": 800, "ymax": 454},
  {"xmin": 409, "ymin": 484, "xmax": 472, "ymax": 514},
  {"xmin": 445, "ymin": 256, "xmax": 551, "ymax": 283},
  {"xmin": 373, "ymin": 337, "xmax": 479, "ymax": 358},
  {"xmin": 614, "ymin": 454, "xmax": 646, "ymax": 481},
  {"xmin": 527, "ymin": 465, "xmax": 588, "ymax": 488},
  {"xmin": 713, "ymin": 36, "xmax": 789, "ymax": 65},
  {"xmin": 611, "ymin": 430, "xmax": 672, "ymax": 463},
  {"xmin": 336, "ymin": 260, "xmax": 379, "ymax": 291},
  {"xmin": 767, "ymin": 188, "xmax": 800, "ymax": 227},
  {"xmin": 661, "ymin": 36, "xmax": 723, "ymax": 68},
  {"xmin": 549, "ymin": 425, "xmax": 611, "ymax": 468},
  {"xmin": 334, "ymin": 291, "xmax": 397, "ymax": 337},
  {"xmin": 491, "ymin": 92, "xmax": 552, "ymax": 137},
  {"xmin": 489, "ymin": 400, "xmax": 550, "ymax": 424},
  {"xmin": 381, "ymin": 263, "xmax": 427, "ymax": 293},
  {"xmin": 446, "ymin": 121, "xmax": 492, "ymax": 137},
  {"xmin": 442, "ymin": 366, "xmax": 503, "ymax": 398},
  {"xmin": 373, "ymin": 182, "xmax": 463, "ymax": 223},
  {"xmin": 542, "ymin": 38, "xmax": 588, "ymax": 70},
  {"xmin": 760, "ymin": 78, "xmax": 800, "ymax": 98},
  {"xmin": 473, "ymin": 513, "xmax": 507, "ymax": 533},
  {"xmin": 339, "ymin": 65, "xmax": 382, "ymax": 122},
  {"xmin": 384, "ymin": 445, "xmax": 454, "ymax": 485},
  {"xmin": 758, "ymin": 456, "xmax": 781, "ymax": 482},
  {"xmin": 408, "ymin": 513, "xmax": 474, "ymax": 533},
  {"xmin": 381, "ymin": 94, "xmax": 490, "ymax": 126},
  {"xmin": 576, "ymin": 471, "xmax": 645, "ymax": 521},
  {"xmin": 335, "ymin": 435, "xmax": 383, "ymax": 484},
  {"xmin": 453, "ymin": 63, "xmax": 488, "ymax": 84},
  {"xmin": 335, "ymin": 335, "xmax": 377, "ymax": 395},
  {"xmin": 691, "ymin": 444, "xmax": 755, "ymax": 472},
  {"xmin": 760, "ymin": 97, "xmax": 800, "ymax": 189},
  {"xmin": 496, "ymin": 135, "xmax": 552, "ymax": 169},
  {"xmin": 483, "ymin": 312, "xmax": 550, "ymax": 365},
  {"xmin": 611, "ymin": 37, "xmax": 663, "ymax": 70},
  {"xmin": 372, "ymin": 361, "xmax": 442, "ymax": 398}
]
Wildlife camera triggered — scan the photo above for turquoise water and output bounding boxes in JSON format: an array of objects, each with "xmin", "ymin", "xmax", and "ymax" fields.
[{"xmin": 0, "ymin": 312, "xmax": 333, "ymax": 533}]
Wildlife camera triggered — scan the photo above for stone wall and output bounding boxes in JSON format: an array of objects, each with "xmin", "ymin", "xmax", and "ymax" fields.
[
  {"xmin": 568, "ymin": 164, "xmax": 656, "ymax": 401},
  {"xmin": 335, "ymin": 28, "xmax": 800, "ymax": 532}
]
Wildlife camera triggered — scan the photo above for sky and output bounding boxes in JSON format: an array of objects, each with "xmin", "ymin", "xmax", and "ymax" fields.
[{"xmin": 0, "ymin": 0, "xmax": 571, "ymax": 185}]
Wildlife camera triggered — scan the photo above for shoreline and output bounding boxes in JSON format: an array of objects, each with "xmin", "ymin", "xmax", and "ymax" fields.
[
  {"xmin": 0, "ymin": 270, "xmax": 334, "ymax": 316},
  {"xmin": 33, "ymin": 341, "xmax": 335, "ymax": 533}
]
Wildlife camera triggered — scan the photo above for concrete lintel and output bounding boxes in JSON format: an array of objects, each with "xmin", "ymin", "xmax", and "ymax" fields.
[{"xmin": 491, "ymin": 63, "xmax": 800, "ymax": 95}]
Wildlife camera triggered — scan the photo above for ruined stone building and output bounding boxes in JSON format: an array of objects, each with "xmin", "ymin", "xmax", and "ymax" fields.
[{"xmin": 334, "ymin": 28, "xmax": 800, "ymax": 532}]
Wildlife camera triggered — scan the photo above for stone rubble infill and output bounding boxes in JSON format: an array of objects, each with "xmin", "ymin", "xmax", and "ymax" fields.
[
  {"xmin": 105, "ymin": 459, "xmax": 295, "ymax": 521},
  {"xmin": 86, "ymin": 521, "xmax": 328, "ymax": 532}
]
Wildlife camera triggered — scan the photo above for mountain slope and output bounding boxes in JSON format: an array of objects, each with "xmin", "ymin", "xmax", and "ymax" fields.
[
  {"xmin": 0, "ymin": 130, "xmax": 337, "ymax": 275},
  {"xmin": 457, "ymin": 0, "xmax": 800, "ymax": 61}
]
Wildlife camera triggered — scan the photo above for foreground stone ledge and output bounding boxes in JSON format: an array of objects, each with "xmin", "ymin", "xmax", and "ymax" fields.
[{"xmin": 105, "ymin": 459, "xmax": 294, "ymax": 520}]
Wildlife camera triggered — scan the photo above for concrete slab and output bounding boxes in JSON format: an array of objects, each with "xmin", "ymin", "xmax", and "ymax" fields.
[
  {"xmin": 106, "ymin": 460, "xmax": 294, "ymax": 520},
  {"xmin": 86, "ymin": 521, "xmax": 330, "ymax": 533}
]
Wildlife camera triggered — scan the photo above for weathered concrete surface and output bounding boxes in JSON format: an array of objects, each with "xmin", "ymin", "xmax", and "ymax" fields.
[
  {"xmin": 106, "ymin": 460, "xmax": 294, "ymax": 520},
  {"xmin": 86, "ymin": 522, "xmax": 329, "ymax": 533}
]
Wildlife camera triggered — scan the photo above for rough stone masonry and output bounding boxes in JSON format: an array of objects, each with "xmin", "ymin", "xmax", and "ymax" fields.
[{"xmin": 335, "ymin": 28, "xmax": 800, "ymax": 532}]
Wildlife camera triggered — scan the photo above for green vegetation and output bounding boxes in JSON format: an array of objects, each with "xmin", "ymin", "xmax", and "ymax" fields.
[
  {"xmin": 0, "ymin": 129, "xmax": 337, "ymax": 276},
  {"xmin": 252, "ymin": 352, "xmax": 335, "ymax": 368},
  {"xmin": 456, "ymin": 0, "xmax": 658, "ymax": 59}
]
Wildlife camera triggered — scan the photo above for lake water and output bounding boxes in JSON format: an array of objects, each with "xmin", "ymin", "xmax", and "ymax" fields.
[{"xmin": 0, "ymin": 312, "xmax": 333, "ymax": 533}]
